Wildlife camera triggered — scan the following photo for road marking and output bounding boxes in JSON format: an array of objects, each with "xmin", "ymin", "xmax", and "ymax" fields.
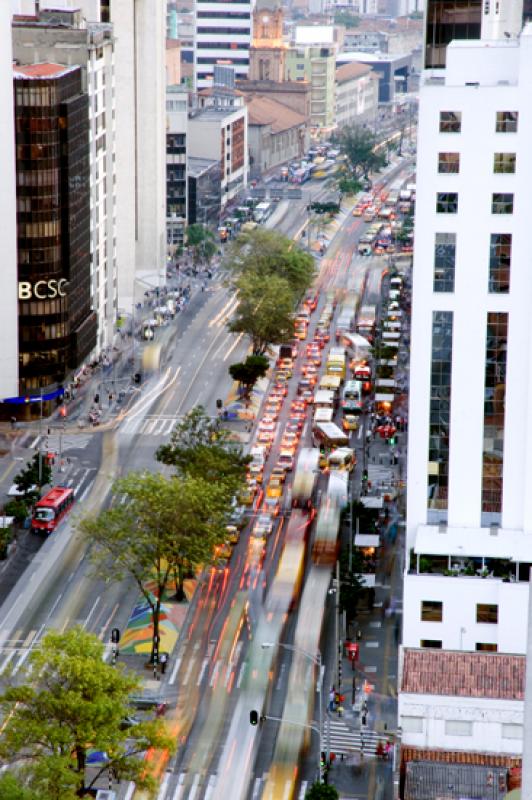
[
  {"xmin": 0, "ymin": 650, "xmax": 15, "ymax": 675},
  {"xmin": 204, "ymin": 774, "xmax": 217, "ymax": 800},
  {"xmin": 299, "ymin": 781, "xmax": 308, "ymax": 799},
  {"xmin": 28, "ymin": 435, "xmax": 40, "ymax": 450},
  {"xmin": 251, "ymin": 777, "xmax": 262, "ymax": 799},
  {"xmin": 182, "ymin": 656, "xmax": 196, "ymax": 687},
  {"xmin": 84, "ymin": 597, "xmax": 100, "ymax": 629},
  {"xmin": 236, "ymin": 661, "xmax": 247, "ymax": 689},
  {"xmin": 157, "ymin": 772, "xmax": 171, "ymax": 799},
  {"xmin": 223, "ymin": 332, "xmax": 244, "ymax": 362},
  {"xmin": 210, "ymin": 658, "xmax": 221, "ymax": 687},
  {"xmin": 365, "ymin": 641, "xmax": 379, "ymax": 648},
  {"xmin": 188, "ymin": 773, "xmax": 201, "ymax": 800},
  {"xmin": 172, "ymin": 772, "xmax": 186, "ymax": 800},
  {"xmin": 197, "ymin": 657, "xmax": 209, "ymax": 686},
  {"xmin": 168, "ymin": 656, "xmax": 182, "ymax": 686},
  {"xmin": 124, "ymin": 783, "xmax": 136, "ymax": 800}
]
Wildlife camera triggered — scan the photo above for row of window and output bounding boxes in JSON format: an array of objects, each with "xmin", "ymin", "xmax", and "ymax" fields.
[
  {"xmin": 434, "ymin": 232, "xmax": 511, "ymax": 294},
  {"xmin": 440, "ymin": 110, "xmax": 518, "ymax": 134},
  {"xmin": 437, "ymin": 192, "xmax": 514, "ymax": 214},
  {"xmin": 402, "ymin": 716, "xmax": 521, "ymax": 741},
  {"xmin": 420, "ymin": 640, "xmax": 497, "ymax": 652},
  {"xmin": 421, "ymin": 600, "xmax": 498, "ymax": 623},
  {"xmin": 438, "ymin": 151, "xmax": 516, "ymax": 174}
]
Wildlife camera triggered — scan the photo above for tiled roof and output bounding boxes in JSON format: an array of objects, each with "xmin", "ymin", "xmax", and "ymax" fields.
[
  {"xmin": 401, "ymin": 746, "xmax": 521, "ymax": 770},
  {"xmin": 335, "ymin": 61, "xmax": 371, "ymax": 83},
  {"xmin": 246, "ymin": 94, "xmax": 306, "ymax": 133},
  {"xmin": 404, "ymin": 761, "xmax": 509, "ymax": 800},
  {"xmin": 401, "ymin": 648, "xmax": 525, "ymax": 700},
  {"xmin": 13, "ymin": 62, "xmax": 78, "ymax": 79}
]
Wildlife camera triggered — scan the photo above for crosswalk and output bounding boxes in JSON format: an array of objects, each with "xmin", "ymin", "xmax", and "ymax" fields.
[
  {"xmin": 325, "ymin": 715, "xmax": 381, "ymax": 757},
  {"xmin": 120, "ymin": 414, "xmax": 178, "ymax": 438},
  {"xmin": 30, "ymin": 432, "xmax": 93, "ymax": 452},
  {"xmin": 157, "ymin": 773, "xmax": 309, "ymax": 800}
]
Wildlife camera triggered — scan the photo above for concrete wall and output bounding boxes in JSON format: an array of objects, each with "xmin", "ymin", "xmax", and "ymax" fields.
[
  {"xmin": 248, "ymin": 122, "xmax": 308, "ymax": 175},
  {"xmin": 0, "ymin": 4, "xmax": 19, "ymax": 397}
]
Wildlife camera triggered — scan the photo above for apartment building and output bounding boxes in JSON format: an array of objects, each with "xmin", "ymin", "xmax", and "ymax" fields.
[{"xmin": 194, "ymin": 0, "xmax": 252, "ymax": 89}]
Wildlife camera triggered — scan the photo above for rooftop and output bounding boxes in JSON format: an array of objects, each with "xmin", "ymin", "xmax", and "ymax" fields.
[
  {"xmin": 335, "ymin": 61, "xmax": 372, "ymax": 83},
  {"xmin": 187, "ymin": 156, "xmax": 219, "ymax": 177},
  {"xmin": 13, "ymin": 62, "xmax": 79, "ymax": 79},
  {"xmin": 246, "ymin": 95, "xmax": 306, "ymax": 133},
  {"xmin": 404, "ymin": 761, "xmax": 508, "ymax": 800},
  {"xmin": 401, "ymin": 648, "xmax": 524, "ymax": 700}
]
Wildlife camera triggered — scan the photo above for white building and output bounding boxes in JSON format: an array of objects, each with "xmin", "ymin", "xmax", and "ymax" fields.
[
  {"xmin": 0, "ymin": 3, "xmax": 19, "ymax": 399},
  {"xmin": 194, "ymin": 0, "xmax": 252, "ymax": 90},
  {"xmin": 404, "ymin": 10, "xmax": 532, "ymax": 655},
  {"xmin": 166, "ymin": 86, "xmax": 188, "ymax": 249},
  {"xmin": 335, "ymin": 62, "xmax": 378, "ymax": 130}
]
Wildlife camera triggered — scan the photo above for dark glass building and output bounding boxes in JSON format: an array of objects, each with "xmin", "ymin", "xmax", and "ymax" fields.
[
  {"xmin": 13, "ymin": 63, "xmax": 96, "ymax": 399},
  {"xmin": 425, "ymin": 0, "xmax": 532, "ymax": 69}
]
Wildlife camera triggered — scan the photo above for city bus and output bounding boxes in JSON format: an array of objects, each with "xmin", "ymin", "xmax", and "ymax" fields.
[
  {"xmin": 342, "ymin": 379, "xmax": 364, "ymax": 414},
  {"xmin": 31, "ymin": 486, "xmax": 75, "ymax": 535}
]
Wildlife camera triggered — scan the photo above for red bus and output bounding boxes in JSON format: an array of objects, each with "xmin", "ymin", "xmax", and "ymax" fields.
[{"xmin": 31, "ymin": 486, "xmax": 75, "ymax": 535}]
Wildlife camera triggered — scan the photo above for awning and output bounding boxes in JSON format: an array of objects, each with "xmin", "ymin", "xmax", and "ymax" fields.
[{"xmin": 355, "ymin": 534, "xmax": 380, "ymax": 548}]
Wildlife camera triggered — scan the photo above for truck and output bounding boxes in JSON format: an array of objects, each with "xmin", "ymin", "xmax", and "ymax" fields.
[
  {"xmin": 291, "ymin": 448, "xmax": 320, "ymax": 508},
  {"xmin": 326, "ymin": 347, "xmax": 347, "ymax": 381},
  {"xmin": 357, "ymin": 305, "xmax": 377, "ymax": 341}
]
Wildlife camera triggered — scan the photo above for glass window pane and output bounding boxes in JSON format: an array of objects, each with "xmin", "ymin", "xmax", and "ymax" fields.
[
  {"xmin": 439, "ymin": 111, "xmax": 462, "ymax": 133},
  {"xmin": 496, "ymin": 111, "xmax": 518, "ymax": 132},
  {"xmin": 421, "ymin": 600, "xmax": 443, "ymax": 621},
  {"xmin": 491, "ymin": 193, "xmax": 513, "ymax": 214},
  {"xmin": 436, "ymin": 192, "xmax": 458, "ymax": 213},
  {"xmin": 428, "ymin": 311, "xmax": 453, "ymax": 513},
  {"xmin": 438, "ymin": 152, "xmax": 460, "ymax": 173},
  {"xmin": 489, "ymin": 234, "xmax": 511, "ymax": 293},
  {"xmin": 482, "ymin": 314, "xmax": 507, "ymax": 522},
  {"xmin": 476, "ymin": 603, "xmax": 498, "ymax": 623},
  {"xmin": 434, "ymin": 232, "xmax": 456, "ymax": 292},
  {"xmin": 493, "ymin": 153, "xmax": 516, "ymax": 173}
]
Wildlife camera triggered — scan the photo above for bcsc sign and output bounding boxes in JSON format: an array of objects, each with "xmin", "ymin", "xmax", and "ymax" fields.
[{"xmin": 18, "ymin": 279, "xmax": 68, "ymax": 300}]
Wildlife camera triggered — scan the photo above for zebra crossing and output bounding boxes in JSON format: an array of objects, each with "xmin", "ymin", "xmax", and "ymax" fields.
[
  {"xmin": 30, "ymin": 432, "xmax": 93, "ymax": 453},
  {"xmin": 119, "ymin": 414, "xmax": 178, "ymax": 438},
  {"xmin": 325, "ymin": 715, "xmax": 381, "ymax": 757},
  {"xmin": 156, "ymin": 772, "xmax": 309, "ymax": 800}
]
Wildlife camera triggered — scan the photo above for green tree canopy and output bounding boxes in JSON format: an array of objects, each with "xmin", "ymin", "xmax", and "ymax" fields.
[
  {"xmin": 229, "ymin": 272, "xmax": 296, "ymax": 355},
  {"xmin": 306, "ymin": 782, "xmax": 339, "ymax": 799},
  {"xmin": 156, "ymin": 405, "xmax": 249, "ymax": 497},
  {"xmin": 0, "ymin": 773, "xmax": 36, "ymax": 800},
  {"xmin": 336, "ymin": 125, "xmax": 386, "ymax": 179},
  {"xmin": 0, "ymin": 628, "xmax": 172, "ymax": 800},
  {"xmin": 229, "ymin": 354, "xmax": 269, "ymax": 398},
  {"xmin": 186, "ymin": 223, "xmax": 216, "ymax": 265},
  {"xmin": 14, "ymin": 452, "xmax": 52, "ymax": 502},
  {"xmin": 226, "ymin": 228, "xmax": 315, "ymax": 299},
  {"xmin": 80, "ymin": 472, "xmax": 231, "ymax": 655}
]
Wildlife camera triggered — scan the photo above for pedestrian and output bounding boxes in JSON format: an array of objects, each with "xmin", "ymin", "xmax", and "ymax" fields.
[{"xmin": 329, "ymin": 687, "xmax": 336, "ymax": 712}]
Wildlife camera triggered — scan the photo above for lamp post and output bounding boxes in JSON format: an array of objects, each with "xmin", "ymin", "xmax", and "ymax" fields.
[{"xmin": 262, "ymin": 641, "xmax": 324, "ymax": 782}]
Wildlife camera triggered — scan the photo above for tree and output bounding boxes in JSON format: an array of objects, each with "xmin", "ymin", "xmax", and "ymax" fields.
[
  {"xmin": 333, "ymin": 9, "xmax": 359, "ymax": 26},
  {"xmin": 0, "ymin": 628, "xmax": 172, "ymax": 800},
  {"xmin": 14, "ymin": 452, "xmax": 52, "ymax": 502},
  {"xmin": 229, "ymin": 272, "xmax": 296, "ymax": 355},
  {"xmin": 80, "ymin": 472, "xmax": 231, "ymax": 657},
  {"xmin": 156, "ymin": 405, "xmax": 249, "ymax": 498},
  {"xmin": 186, "ymin": 223, "xmax": 216, "ymax": 265},
  {"xmin": 337, "ymin": 175, "xmax": 362, "ymax": 196},
  {"xmin": 0, "ymin": 773, "xmax": 36, "ymax": 800},
  {"xmin": 226, "ymin": 228, "xmax": 315, "ymax": 299},
  {"xmin": 336, "ymin": 125, "xmax": 386, "ymax": 179},
  {"xmin": 229, "ymin": 354, "xmax": 269, "ymax": 398},
  {"xmin": 306, "ymin": 782, "xmax": 339, "ymax": 799}
]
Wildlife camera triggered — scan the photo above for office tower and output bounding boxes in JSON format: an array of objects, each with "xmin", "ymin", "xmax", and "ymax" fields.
[
  {"xmin": 195, "ymin": 0, "xmax": 252, "ymax": 89},
  {"xmin": 404, "ymin": 0, "xmax": 532, "ymax": 655}
]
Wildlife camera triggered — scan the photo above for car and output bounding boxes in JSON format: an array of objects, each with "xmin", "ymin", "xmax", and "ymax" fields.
[
  {"xmin": 291, "ymin": 400, "xmax": 306, "ymax": 414},
  {"xmin": 215, "ymin": 541, "xmax": 232, "ymax": 561},
  {"xmin": 263, "ymin": 496, "xmax": 280, "ymax": 517},
  {"xmin": 281, "ymin": 432, "xmax": 299, "ymax": 452},
  {"xmin": 226, "ymin": 525, "xmax": 240, "ymax": 544},
  {"xmin": 297, "ymin": 378, "xmax": 313, "ymax": 395},
  {"xmin": 258, "ymin": 416, "xmax": 276, "ymax": 432},
  {"xmin": 352, "ymin": 206, "xmax": 363, "ymax": 216},
  {"xmin": 301, "ymin": 388, "xmax": 314, "ymax": 403},
  {"xmin": 284, "ymin": 421, "xmax": 302, "ymax": 436},
  {"xmin": 343, "ymin": 415, "xmax": 359, "ymax": 431},
  {"xmin": 288, "ymin": 415, "xmax": 304, "ymax": 431},
  {"xmin": 275, "ymin": 370, "xmax": 290, "ymax": 383},
  {"xmin": 312, "ymin": 336, "xmax": 326, "ymax": 350},
  {"xmin": 306, "ymin": 351, "xmax": 322, "ymax": 366},
  {"xmin": 257, "ymin": 430, "xmax": 274, "ymax": 445},
  {"xmin": 266, "ymin": 477, "xmax": 283, "ymax": 498},
  {"xmin": 315, "ymin": 328, "xmax": 330, "ymax": 343},
  {"xmin": 270, "ymin": 465, "xmax": 287, "ymax": 482},
  {"xmin": 267, "ymin": 392, "xmax": 284, "ymax": 405},
  {"xmin": 278, "ymin": 358, "xmax": 294, "ymax": 372},
  {"xmin": 277, "ymin": 450, "xmax": 294, "ymax": 471},
  {"xmin": 271, "ymin": 383, "xmax": 288, "ymax": 397},
  {"xmin": 248, "ymin": 464, "xmax": 264, "ymax": 483},
  {"xmin": 253, "ymin": 513, "xmax": 274, "ymax": 537},
  {"xmin": 263, "ymin": 404, "xmax": 280, "ymax": 419}
]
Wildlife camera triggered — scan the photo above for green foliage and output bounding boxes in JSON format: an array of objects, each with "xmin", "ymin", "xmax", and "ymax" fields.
[
  {"xmin": 3, "ymin": 498, "xmax": 29, "ymax": 525},
  {"xmin": 305, "ymin": 782, "xmax": 339, "ymax": 799},
  {"xmin": 337, "ymin": 175, "xmax": 362, "ymax": 195},
  {"xmin": 336, "ymin": 124, "xmax": 386, "ymax": 179},
  {"xmin": 226, "ymin": 228, "xmax": 315, "ymax": 300},
  {"xmin": 0, "ymin": 773, "xmax": 36, "ymax": 800},
  {"xmin": 228, "ymin": 272, "xmax": 296, "ymax": 355},
  {"xmin": 156, "ymin": 405, "xmax": 249, "ymax": 497},
  {"xmin": 13, "ymin": 452, "xmax": 52, "ymax": 501},
  {"xmin": 229, "ymin": 354, "xmax": 269, "ymax": 398},
  {"xmin": 80, "ymin": 471, "xmax": 232, "ymax": 653},
  {"xmin": 333, "ymin": 10, "xmax": 360, "ymax": 27},
  {"xmin": 186, "ymin": 223, "xmax": 216, "ymax": 265},
  {"xmin": 0, "ymin": 628, "xmax": 172, "ymax": 800}
]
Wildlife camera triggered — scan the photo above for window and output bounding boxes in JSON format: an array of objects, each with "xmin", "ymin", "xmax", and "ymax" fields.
[
  {"xmin": 445, "ymin": 720, "xmax": 472, "ymax": 737},
  {"xmin": 434, "ymin": 233, "xmax": 456, "ymax": 292},
  {"xmin": 420, "ymin": 639, "xmax": 442, "ymax": 649},
  {"xmin": 489, "ymin": 234, "xmax": 511, "ymax": 293},
  {"xmin": 436, "ymin": 193, "xmax": 458, "ymax": 214},
  {"xmin": 476, "ymin": 642, "xmax": 497, "ymax": 652},
  {"xmin": 428, "ymin": 312, "xmax": 453, "ymax": 516},
  {"xmin": 502, "ymin": 724, "xmax": 523, "ymax": 740},
  {"xmin": 402, "ymin": 716, "xmax": 424, "ymax": 733},
  {"xmin": 482, "ymin": 314, "xmax": 507, "ymax": 522},
  {"xmin": 496, "ymin": 111, "xmax": 518, "ymax": 133},
  {"xmin": 421, "ymin": 601, "xmax": 443, "ymax": 622},
  {"xmin": 493, "ymin": 153, "xmax": 516, "ymax": 173},
  {"xmin": 476, "ymin": 603, "xmax": 498, "ymax": 624},
  {"xmin": 492, "ymin": 193, "xmax": 513, "ymax": 214},
  {"xmin": 439, "ymin": 111, "xmax": 461, "ymax": 133},
  {"xmin": 438, "ymin": 152, "xmax": 460, "ymax": 173}
]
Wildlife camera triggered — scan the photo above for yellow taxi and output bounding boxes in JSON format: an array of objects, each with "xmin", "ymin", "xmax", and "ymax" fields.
[
  {"xmin": 239, "ymin": 480, "xmax": 257, "ymax": 505},
  {"xmin": 343, "ymin": 415, "xmax": 359, "ymax": 431},
  {"xmin": 226, "ymin": 525, "xmax": 240, "ymax": 544},
  {"xmin": 267, "ymin": 477, "xmax": 283, "ymax": 498}
]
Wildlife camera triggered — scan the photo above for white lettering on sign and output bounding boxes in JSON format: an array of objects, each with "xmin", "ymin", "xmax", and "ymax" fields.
[{"xmin": 18, "ymin": 279, "xmax": 68, "ymax": 301}]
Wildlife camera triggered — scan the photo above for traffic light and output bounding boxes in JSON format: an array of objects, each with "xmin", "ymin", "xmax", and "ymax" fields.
[
  {"xmin": 250, "ymin": 710, "xmax": 259, "ymax": 726},
  {"xmin": 388, "ymin": 435, "xmax": 396, "ymax": 446},
  {"xmin": 111, "ymin": 628, "xmax": 120, "ymax": 644},
  {"xmin": 94, "ymin": 393, "xmax": 100, "ymax": 404},
  {"xmin": 134, "ymin": 373, "xmax": 141, "ymax": 384},
  {"xmin": 362, "ymin": 469, "xmax": 368, "ymax": 482},
  {"xmin": 216, "ymin": 398, "xmax": 223, "ymax": 410}
]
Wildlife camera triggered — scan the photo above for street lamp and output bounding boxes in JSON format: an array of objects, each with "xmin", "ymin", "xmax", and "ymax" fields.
[{"xmin": 261, "ymin": 641, "xmax": 324, "ymax": 782}]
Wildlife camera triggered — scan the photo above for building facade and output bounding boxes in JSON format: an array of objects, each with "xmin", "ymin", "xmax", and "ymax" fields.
[
  {"xmin": 12, "ymin": 9, "xmax": 117, "ymax": 354},
  {"xmin": 166, "ymin": 86, "xmax": 188, "ymax": 249},
  {"xmin": 194, "ymin": 0, "xmax": 252, "ymax": 89},
  {"xmin": 187, "ymin": 157, "xmax": 221, "ymax": 226},
  {"xmin": 13, "ymin": 63, "xmax": 96, "ymax": 398},
  {"xmin": 286, "ymin": 28, "xmax": 337, "ymax": 133},
  {"xmin": 335, "ymin": 61, "xmax": 378, "ymax": 130},
  {"xmin": 404, "ymin": 9, "xmax": 532, "ymax": 657},
  {"xmin": 246, "ymin": 94, "xmax": 307, "ymax": 176}
]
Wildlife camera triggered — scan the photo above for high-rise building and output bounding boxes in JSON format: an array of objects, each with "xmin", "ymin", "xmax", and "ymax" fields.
[
  {"xmin": 405, "ymin": 0, "xmax": 532, "ymax": 657},
  {"xmin": 12, "ymin": 8, "xmax": 117, "ymax": 354},
  {"xmin": 13, "ymin": 63, "xmax": 97, "ymax": 399},
  {"xmin": 166, "ymin": 86, "xmax": 188, "ymax": 250},
  {"xmin": 0, "ymin": 4, "xmax": 19, "ymax": 400},
  {"xmin": 194, "ymin": 0, "xmax": 252, "ymax": 89}
]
